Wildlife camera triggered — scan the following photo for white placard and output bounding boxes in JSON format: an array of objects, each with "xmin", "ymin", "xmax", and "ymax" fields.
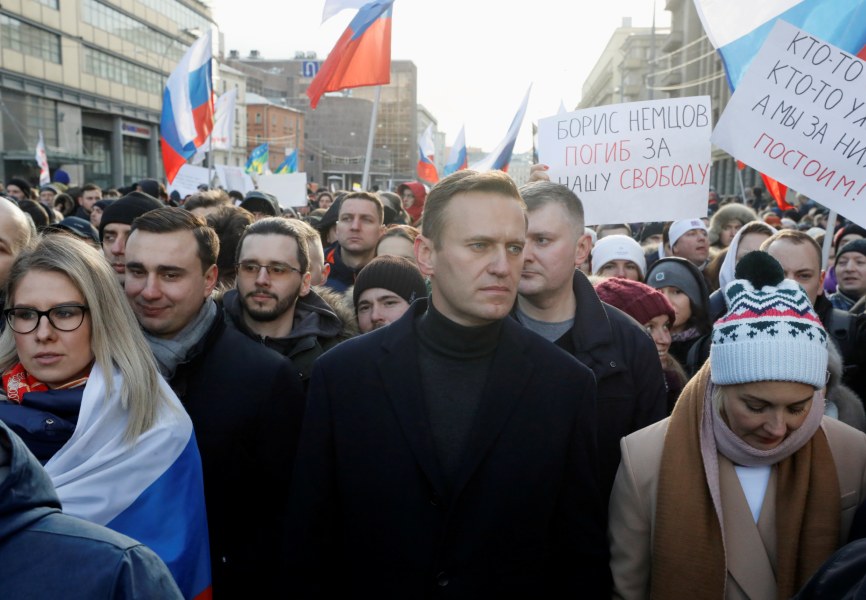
[
  {"xmin": 214, "ymin": 165, "xmax": 254, "ymax": 194},
  {"xmin": 537, "ymin": 96, "xmax": 712, "ymax": 225},
  {"xmin": 712, "ymin": 20, "xmax": 866, "ymax": 227},
  {"xmin": 257, "ymin": 173, "xmax": 308, "ymax": 208},
  {"xmin": 167, "ymin": 164, "xmax": 209, "ymax": 199}
]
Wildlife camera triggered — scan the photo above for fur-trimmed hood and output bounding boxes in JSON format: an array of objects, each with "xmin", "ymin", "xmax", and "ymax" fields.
[{"xmin": 708, "ymin": 203, "xmax": 758, "ymax": 246}]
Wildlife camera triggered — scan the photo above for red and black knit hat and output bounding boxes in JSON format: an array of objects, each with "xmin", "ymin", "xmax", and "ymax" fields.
[{"xmin": 711, "ymin": 251, "xmax": 828, "ymax": 387}]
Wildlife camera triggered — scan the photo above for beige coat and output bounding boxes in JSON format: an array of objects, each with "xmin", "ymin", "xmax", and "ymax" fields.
[{"xmin": 609, "ymin": 417, "xmax": 866, "ymax": 600}]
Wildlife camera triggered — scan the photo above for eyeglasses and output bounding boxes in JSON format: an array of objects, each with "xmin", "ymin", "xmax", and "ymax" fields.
[
  {"xmin": 236, "ymin": 261, "xmax": 302, "ymax": 279},
  {"xmin": 4, "ymin": 305, "xmax": 89, "ymax": 334}
]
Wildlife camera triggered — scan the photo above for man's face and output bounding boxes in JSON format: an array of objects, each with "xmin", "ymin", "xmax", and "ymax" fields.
[
  {"xmin": 39, "ymin": 189, "xmax": 56, "ymax": 205},
  {"xmin": 598, "ymin": 260, "xmax": 642, "ymax": 282},
  {"xmin": 836, "ymin": 251, "xmax": 866, "ymax": 300},
  {"xmin": 0, "ymin": 204, "xmax": 26, "ymax": 286},
  {"xmin": 401, "ymin": 189, "xmax": 415, "ymax": 209},
  {"xmin": 236, "ymin": 234, "xmax": 311, "ymax": 322},
  {"xmin": 519, "ymin": 203, "xmax": 588, "ymax": 300},
  {"xmin": 337, "ymin": 198, "xmax": 383, "ymax": 255},
  {"xmin": 6, "ymin": 185, "xmax": 26, "ymax": 201},
  {"xmin": 417, "ymin": 191, "xmax": 526, "ymax": 327},
  {"xmin": 765, "ymin": 239, "xmax": 824, "ymax": 305},
  {"xmin": 124, "ymin": 229, "xmax": 217, "ymax": 339},
  {"xmin": 80, "ymin": 189, "xmax": 102, "ymax": 212},
  {"xmin": 102, "ymin": 223, "xmax": 132, "ymax": 285},
  {"xmin": 356, "ymin": 288, "xmax": 410, "ymax": 333},
  {"xmin": 672, "ymin": 228, "xmax": 709, "ymax": 266}
]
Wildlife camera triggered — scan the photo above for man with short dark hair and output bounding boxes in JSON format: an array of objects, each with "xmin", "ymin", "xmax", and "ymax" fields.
[
  {"xmin": 75, "ymin": 183, "xmax": 102, "ymax": 219},
  {"xmin": 123, "ymin": 208, "xmax": 305, "ymax": 597},
  {"xmin": 223, "ymin": 217, "xmax": 354, "ymax": 386},
  {"xmin": 287, "ymin": 170, "xmax": 610, "ymax": 597},
  {"xmin": 323, "ymin": 191, "xmax": 385, "ymax": 292},
  {"xmin": 515, "ymin": 181, "xmax": 667, "ymax": 498}
]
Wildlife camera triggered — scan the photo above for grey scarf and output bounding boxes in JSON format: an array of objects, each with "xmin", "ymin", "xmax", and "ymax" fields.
[{"xmin": 144, "ymin": 299, "xmax": 217, "ymax": 379}]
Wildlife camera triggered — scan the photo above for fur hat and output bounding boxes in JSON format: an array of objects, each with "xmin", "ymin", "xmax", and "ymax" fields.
[
  {"xmin": 710, "ymin": 251, "xmax": 828, "ymax": 387},
  {"xmin": 595, "ymin": 278, "xmax": 675, "ymax": 327},
  {"xmin": 708, "ymin": 203, "xmax": 758, "ymax": 245},
  {"xmin": 352, "ymin": 255, "xmax": 427, "ymax": 310}
]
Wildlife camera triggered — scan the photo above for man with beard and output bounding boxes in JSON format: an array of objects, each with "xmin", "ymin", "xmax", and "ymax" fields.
[{"xmin": 223, "ymin": 218, "xmax": 354, "ymax": 386}]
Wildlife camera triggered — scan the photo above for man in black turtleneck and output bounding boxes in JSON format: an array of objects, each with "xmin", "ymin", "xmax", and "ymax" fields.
[{"xmin": 286, "ymin": 170, "xmax": 610, "ymax": 598}]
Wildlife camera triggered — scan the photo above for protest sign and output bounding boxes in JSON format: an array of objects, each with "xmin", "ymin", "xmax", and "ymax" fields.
[
  {"xmin": 712, "ymin": 20, "xmax": 866, "ymax": 227},
  {"xmin": 257, "ymin": 173, "xmax": 308, "ymax": 208},
  {"xmin": 537, "ymin": 96, "xmax": 712, "ymax": 225},
  {"xmin": 167, "ymin": 164, "xmax": 209, "ymax": 198},
  {"xmin": 214, "ymin": 165, "xmax": 254, "ymax": 194}
]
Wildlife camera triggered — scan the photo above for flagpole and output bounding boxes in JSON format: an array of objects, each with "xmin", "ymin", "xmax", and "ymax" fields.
[
  {"xmin": 361, "ymin": 86, "xmax": 381, "ymax": 191},
  {"xmin": 821, "ymin": 210, "xmax": 837, "ymax": 270},
  {"xmin": 207, "ymin": 135, "xmax": 215, "ymax": 188},
  {"xmin": 736, "ymin": 166, "xmax": 747, "ymax": 204}
]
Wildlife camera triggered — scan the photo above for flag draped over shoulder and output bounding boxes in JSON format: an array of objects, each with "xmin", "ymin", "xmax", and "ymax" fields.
[
  {"xmin": 35, "ymin": 131, "xmax": 50, "ymax": 185},
  {"xmin": 306, "ymin": 0, "xmax": 394, "ymax": 109},
  {"xmin": 444, "ymin": 125, "xmax": 467, "ymax": 176},
  {"xmin": 275, "ymin": 150, "xmax": 298, "ymax": 174},
  {"xmin": 45, "ymin": 364, "xmax": 211, "ymax": 600},
  {"xmin": 245, "ymin": 143, "xmax": 269, "ymax": 174},
  {"xmin": 693, "ymin": 0, "xmax": 866, "ymax": 210},
  {"xmin": 417, "ymin": 124, "xmax": 439, "ymax": 183},
  {"xmin": 470, "ymin": 86, "xmax": 531, "ymax": 173},
  {"xmin": 160, "ymin": 30, "xmax": 215, "ymax": 184}
]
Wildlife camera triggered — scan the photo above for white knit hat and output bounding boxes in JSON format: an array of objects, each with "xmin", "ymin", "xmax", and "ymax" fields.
[
  {"xmin": 710, "ymin": 252, "xmax": 828, "ymax": 388},
  {"xmin": 591, "ymin": 235, "xmax": 647, "ymax": 278},
  {"xmin": 668, "ymin": 218, "xmax": 708, "ymax": 250}
]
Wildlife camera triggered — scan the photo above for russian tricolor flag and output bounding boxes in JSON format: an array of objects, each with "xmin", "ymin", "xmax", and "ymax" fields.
[
  {"xmin": 307, "ymin": 0, "xmax": 394, "ymax": 109},
  {"xmin": 45, "ymin": 365, "xmax": 211, "ymax": 600},
  {"xmin": 470, "ymin": 86, "xmax": 531, "ymax": 173},
  {"xmin": 444, "ymin": 125, "xmax": 467, "ymax": 176},
  {"xmin": 694, "ymin": 0, "xmax": 866, "ymax": 90},
  {"xmin": 161, "ymin": 29, "xmax": 215, "ymax": 184},
  {"xmin": 417, "ymin": 124, "xmax": 439, "ymax": 183}
]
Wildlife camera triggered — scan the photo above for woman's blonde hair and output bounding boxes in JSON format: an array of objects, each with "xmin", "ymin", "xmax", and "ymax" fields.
[{"xmin": 0, "ymin": 234, "xmax": 166, "ymax": 442}]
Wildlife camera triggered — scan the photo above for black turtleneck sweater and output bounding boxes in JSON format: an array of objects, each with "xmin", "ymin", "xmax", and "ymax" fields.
[{"xmin": 415, "ymin": 301, "xmax": 502, "ymax": 495}]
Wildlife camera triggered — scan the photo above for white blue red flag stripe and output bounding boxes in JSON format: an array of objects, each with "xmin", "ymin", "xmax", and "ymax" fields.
[
  {"xmin": 307, "ymin": 1, "xmax": 394, "ymax": 109},
  {"xmin": 322, "ymin": 0, "xmax": 371, "ymax": 22},
  {"xmin": 470, "ymin": 86, "xmax": 531, "ymax": 173},
  {"xmin": 444, "ymin": 125, "xmax": 467, "ymax": 176},
  {"xmin": 417, "ymin": 123, "xmax": 439, "ymax": 183},
  {"xmin": 694, "ymin": 0, "xmax": 866, "ymax": 88},
  {"xmin": 161, "ymin": 29, "xmax": 215, "ymax": 184},
  {"xmin": 45, "ymin": 365, "xmax": 211, "ymax": 600}
]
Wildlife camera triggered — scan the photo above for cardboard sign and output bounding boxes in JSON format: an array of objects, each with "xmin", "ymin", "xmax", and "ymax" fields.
[
  {"xmin": 537, "ymin": 96, "xmax": 712, "ymax": 225},
  {"xmin": 214, "ymin": 165, "xmax": 254, "ymax": 194},
  {"xmin": 167, "ymin": 164, "xmax": 209, "ymax": 199},
  {"xmin": 712, "ymin": 20, "xmax": 866, "ymax": 227},
  {"xmin": 257, "ymin": 173, "xmax": 308, "ymax": 208}
]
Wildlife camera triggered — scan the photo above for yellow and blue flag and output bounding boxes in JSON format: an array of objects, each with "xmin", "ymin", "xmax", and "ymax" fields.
[
  {"xmin": 275, "ymin": 150, "xmax": 298, "ymax": 174},
  {"xmin": 245, "ymin": 143, "xmax": 269, "ymax": 174}
]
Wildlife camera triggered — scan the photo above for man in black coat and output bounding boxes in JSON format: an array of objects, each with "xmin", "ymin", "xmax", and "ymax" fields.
[
  {"xmin": 514, "ymin": 181, "xmax": 667, "ymax": 499},
  {"xmin": 124, "ymin": 208, "xmax": 305, "ymax": 599},
  {"xmin": 286, "ymin": 170, "xmax": 610, "ymax": 598}
]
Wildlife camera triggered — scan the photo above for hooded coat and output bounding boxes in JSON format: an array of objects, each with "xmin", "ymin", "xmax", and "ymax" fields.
[
  {"xmin": 0, "ymin": 421, "xmax": 183, "ymax": 599},
  {"xmin": 396, "ymin": 181, "xmax": 427, "ymax": 224}
]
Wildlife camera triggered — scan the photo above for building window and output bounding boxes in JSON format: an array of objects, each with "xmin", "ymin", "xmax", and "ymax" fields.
[
  {"xmin": 35, "ymin": 0, "xmax": 59, "ymax": 8},
  {"xmin": 135, "ymin": 0, "xmax": 212, "ymax": 36},
  {"xmin": 255, "ymin": 112, "xmax": 262, "ymax": 124},
  {"xmin": 83, "ymin": 47, "xmax": 163, "ymax": 93},
  {"xmin": 0, "ymin": 15, "xmax": 61, "ymax": 63},
  {"xmin": 82, "ymin": 0, "xmax": 185, "ymax": 67},
  {"xmin": 0, "ymin": 90, "xmax": 58, "ymax": 151},
  {"xmin": 123, "ymin": 136, "xmax": 148, "ymax": 185}
]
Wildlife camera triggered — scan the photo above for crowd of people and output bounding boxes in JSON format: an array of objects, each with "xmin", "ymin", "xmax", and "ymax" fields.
[{"xmin": 0, "ymin": 164, "xmax": 866, "ymax": 598}]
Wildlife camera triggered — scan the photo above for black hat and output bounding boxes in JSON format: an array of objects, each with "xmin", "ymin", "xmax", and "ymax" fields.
[
  {"xmin": 50, "ymin": 217, "xmax": 100, "ymax": 245},
  {"xmin": 837, "ymin": 238, "xmax": 866, "ymax": 264},
  {"xmin": 240, "ymin": 191, "xmax": 280, "ymax": 217},
  {"xmin": 93, "ymin": 199, "xmax": 114, "ymax": 212},
  {"xmin": 99, "ymin": 191, "xmax": 162, "ymax": 240},
  {"xmin": 315, "ymin": 196, "xmax": 342, "ymax": 233},
  {"xmin": 353, "ymin": 255, "xmax": 427, "ymax": 309},
  {"xmin": 6, "ymin": 177, "xmax": 31, "ymax": 199}
]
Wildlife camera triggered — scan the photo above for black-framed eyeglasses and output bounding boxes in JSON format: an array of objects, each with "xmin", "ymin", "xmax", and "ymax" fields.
[
  {"xmin": 236, "ymin": 261, "xmax": 302, "ymax": 278},
  {"xmin": 4, "ymin": 304, "xmax": 89, "ymax": 334}
]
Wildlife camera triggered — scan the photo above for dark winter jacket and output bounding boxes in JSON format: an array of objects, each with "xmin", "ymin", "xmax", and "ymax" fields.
[
  {"xmin": 223, "ymin": 287, "xmax": 355, "ymax": 384},
  {"xmin": 817, "ymin": 294, "xmax": 866, "ymax": 403},
  {"xmin": 512, "ymin": 270, "xmax": 667, "ymax": 500},
  {"xmin": 167, "ymin": 308, "xmax": 305, "ymax": 599},
  {"xmin": 323, "ymin": 242, "xmax": 360, "ymax": 293},
  {"xmin": 827, "ymin": 341, "xmax": 866, "ymax": 433},
  {"xmin": 0, "ymin": 421, "xmax": 183, "ymax": 599}
]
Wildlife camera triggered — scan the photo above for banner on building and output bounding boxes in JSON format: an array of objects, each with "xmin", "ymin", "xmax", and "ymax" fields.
[
  {"xmin": 712, "ymin": 21, "xmax": 866, "ymax": 227},
  {"xmin": 537, "ymin": 96, "xmax": 712, "ymax": 225}
]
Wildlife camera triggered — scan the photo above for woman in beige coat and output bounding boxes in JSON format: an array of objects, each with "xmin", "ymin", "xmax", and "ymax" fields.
[{"xmin": 609, "ymin": 252, "xmax": 866, "ymax": 600}]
